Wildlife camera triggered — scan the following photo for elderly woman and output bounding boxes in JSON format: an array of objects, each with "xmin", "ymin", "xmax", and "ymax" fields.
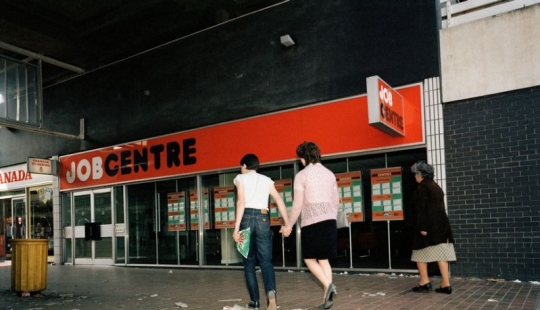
[{"xmin": 410, "ymin": 161, "xmax": 456, "ymax": 294}]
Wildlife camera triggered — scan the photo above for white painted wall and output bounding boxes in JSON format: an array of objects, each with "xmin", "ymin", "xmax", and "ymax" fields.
[{"xmin": 440, "ymin": 4, "xmax": 540, "ymax": 102}]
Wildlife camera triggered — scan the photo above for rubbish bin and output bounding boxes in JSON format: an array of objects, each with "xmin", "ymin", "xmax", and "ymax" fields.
[{"xmin": 11, "ymin": 239, "xmax": 48, "ymax": 295}]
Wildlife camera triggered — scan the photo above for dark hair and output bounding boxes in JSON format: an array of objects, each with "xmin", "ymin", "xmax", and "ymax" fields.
[
  {"xmin": 410, "ymin": 160, "xmax": 434, "ymax": 179},
  {"xmin": 296, "ymin": 141, "xmax": 321, "ymax": 164},
  {"xmin": 240, "ymin": 153, "xmax": 259, "ymax": 170}
]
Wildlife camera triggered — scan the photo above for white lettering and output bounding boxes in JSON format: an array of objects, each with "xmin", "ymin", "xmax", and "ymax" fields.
[
  {"xmin": 92, "ymin": 157, "xmax": 103, "ymax": 180},
  {"xmin": 66, "ymin": 162, "xmax": 76, "ymax": 184},
  {"xmin": 379, "ymin": 85, "xmax": 393, "ymax": 107},
  {"xmin": 77, "ymin": 159, "xmax": 91, "ymax": 182}
]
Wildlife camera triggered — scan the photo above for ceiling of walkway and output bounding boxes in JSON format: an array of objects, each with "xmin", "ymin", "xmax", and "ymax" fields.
[{"xmin": 0, "ymin": 0, "xmax": 283, "ymax": 87}]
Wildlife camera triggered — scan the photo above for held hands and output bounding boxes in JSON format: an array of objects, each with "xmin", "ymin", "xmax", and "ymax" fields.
[{"xmin": 280, "ymin": 225, "xmax": 292, "ymax": 237}]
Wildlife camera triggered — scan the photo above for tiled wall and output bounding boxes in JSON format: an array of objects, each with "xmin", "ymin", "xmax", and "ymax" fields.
[
  {"xmin": 443, "ymin": 86, "xmax": 540, "ymax": 281},
  {"xmin": 424, "ymin": 77, "xmax": 447, "ymax": 203}
]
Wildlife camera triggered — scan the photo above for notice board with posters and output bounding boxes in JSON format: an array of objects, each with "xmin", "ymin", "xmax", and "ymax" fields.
[
  {"xmin": 213, "ymin": 186, "xmax": 236, "ymax": 229},
  {"xmin": 167, "ymin": 192, "xmax": 186, "ymax": 231},
  {"xmin": 189, "ymin": 189, "xmax": 210, "ymax": 230},
  {"xmin": 336, "ymin": 171, "xmax": 364, "ymax": 222},
  {"xmin": 269, "ymin": 179, "xmax": 293, "ymax": 226},
  {"xmin": 370, "ymin": 167, "xmax": 404, "ymax": 221}
]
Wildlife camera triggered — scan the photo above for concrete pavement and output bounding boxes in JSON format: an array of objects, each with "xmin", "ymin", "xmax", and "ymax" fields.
[{"xmin": 1, "ymin": 261, "xmax": 539, "ymax": 310}]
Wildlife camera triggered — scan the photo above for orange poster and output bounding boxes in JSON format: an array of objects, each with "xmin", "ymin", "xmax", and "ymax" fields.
[
  {"xmin": 336, "ymin": 171, "xmax": 364, "ymax": 222},
  {"xmin": 269, "ymin": 179, "xmax": 293, "ymax": 226},
  {"xmin": 189, "ymin": 189, "xmax": 210, "ymax": 230},
  {"xmin": 167, "ymin": 192, "xmax": 186, "ymax": 231},
  {"xmin": 213, "ymin": 187, "xmax": 236, "ymax": 229}
]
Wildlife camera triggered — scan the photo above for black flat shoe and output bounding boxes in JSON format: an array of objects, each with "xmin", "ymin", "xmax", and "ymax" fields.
[
  {"xmin": 435, "ymin": 286, "xmax": 452, "ymax": 294},
  {"xmin": 412, "ymin": 282, "xmax": 432, "ymax": 292},
  {"xmin": 248, "ymin": 300, "xmax": 260, "ymax": 308}
]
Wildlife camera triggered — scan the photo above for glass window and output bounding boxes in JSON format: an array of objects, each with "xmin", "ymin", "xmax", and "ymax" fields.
[
  {"xmin": 94, "ymin": 192, "xmax": 112, "ymax": 225},
  {"xmin": 61, "ymin": 192, "xmax": 72, "ymax": 264},
  {"xmin": 0, "ymin": 56, "xmax": 41, "ymax": 125},
  {"xmin": 74, "ymin": 195, "xmax": 90, "ymax": 226},
  {"xmin": 259, "ymin": 164, "xmax": 296, "ymax": 268},
  {"xmin": 115, "ymin": 236, "xmax": 125, "ymax": 264},
  {"xmin": 114, "ymin": 186, "xmax": 124, "ymax": 224},
  {"xmin": 126, "ymin": 178, "xmax": 196, "ymax": 265},
  {"xmin": 28, "ymin": 185, "xmax": 53, "ymax": 260},
  {"xmin": 127, "ymin": 182, "xmax": 156, "ymax": 264},
  {"xmin": 201, "ymin": 173, "xmax": 224, "ymax": 266},
  {"xmin": 156, "ymin": 179, "xmax": 178, "ymax": 265},
  {"xmin": 325, "ymin": 149, "xmax": 425, "ymax": 270},
  {"xmin": 201, "ymin": 163, "xmax": 296, "ymax": 268}
]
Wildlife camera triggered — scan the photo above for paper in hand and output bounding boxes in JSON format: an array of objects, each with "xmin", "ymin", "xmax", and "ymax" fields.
[{"xmin": 236, "ymin": 227, "xmax": 251, "ymax": 258}]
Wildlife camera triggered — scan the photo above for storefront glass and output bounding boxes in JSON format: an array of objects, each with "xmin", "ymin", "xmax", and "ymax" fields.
[
  {"xmin": 62, "ymin": 192, "xmax": 72, "ymax": 263},
  {"xmin": 114, "ymin": 186, "xmax": 125, "ymax": 264},
  {"xmin": 322, "ymin": 149, "xmax": 425, "ymax": 271},
  {"xmin": 61, "ymin": 149, "xmax": 426, "ymax": 271},
  {"xmin": 0, "ymin": 190, "xmax": 24, "ymax": 260},
  {"xmin": 126, "ymin": 177, "xmax": 197, "ymax": 265},
  {"xmin": 28, "ymin": 185, "xmax": 54, "ymax": 261}
]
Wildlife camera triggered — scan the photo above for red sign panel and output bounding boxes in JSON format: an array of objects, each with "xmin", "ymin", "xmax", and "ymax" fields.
[
  {"xmin": 59, "ymin": 83, "xmax": 423, "ymax": 191},
  {"xmin": 367, "ymin": 75, "xmax": 405, "ymax": 137}
]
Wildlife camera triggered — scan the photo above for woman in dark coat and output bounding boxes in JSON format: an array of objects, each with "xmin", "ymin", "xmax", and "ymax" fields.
[{"xmin": 410, "ymin": 161, "xmax": 456, "ymax": 294}]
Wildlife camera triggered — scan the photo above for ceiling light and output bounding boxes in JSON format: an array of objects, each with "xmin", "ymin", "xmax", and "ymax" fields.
[{"xmin": 280, "ymin": 35, "xmax": 295, "ymax": 47}]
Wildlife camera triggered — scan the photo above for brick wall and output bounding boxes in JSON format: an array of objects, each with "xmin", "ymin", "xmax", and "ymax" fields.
[{"xmin": 443, "ymin": 86, "xmax": 540, "ymax": 281}]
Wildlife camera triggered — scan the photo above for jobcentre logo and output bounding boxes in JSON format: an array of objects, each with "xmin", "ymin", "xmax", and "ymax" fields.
[
  {"xmin": 65, "ymin": 138, "xmax": 197, "ymax": 184},
  {"xmin": 379, "ymin": 85, "xmax": 404, "ymax": 130}
]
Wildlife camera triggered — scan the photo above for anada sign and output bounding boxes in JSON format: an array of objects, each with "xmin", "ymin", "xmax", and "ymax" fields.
[{"xmin": 367, "ymin": 75, "xmax": 405, "ymax": 137}]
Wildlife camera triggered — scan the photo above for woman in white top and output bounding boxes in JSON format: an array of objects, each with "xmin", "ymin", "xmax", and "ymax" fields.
[{"xmin": 233, "ymin": 154, "xmax": 289, "ymax": 310}]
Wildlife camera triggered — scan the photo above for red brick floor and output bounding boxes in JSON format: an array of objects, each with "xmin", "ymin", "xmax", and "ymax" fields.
[{"xmin": 1, "ymin": 262, "xmax": 539, "ymax": 309}]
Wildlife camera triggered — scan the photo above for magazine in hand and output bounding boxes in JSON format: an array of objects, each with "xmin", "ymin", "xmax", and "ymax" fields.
[{"xmin": 236, "ymin": 227, "xmax": 251, "ymax": 258}]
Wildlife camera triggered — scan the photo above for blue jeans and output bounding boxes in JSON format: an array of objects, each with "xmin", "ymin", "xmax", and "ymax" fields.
[{"xmin": 240, "ymin": 208, "xmax": 275, "ymax": 302}]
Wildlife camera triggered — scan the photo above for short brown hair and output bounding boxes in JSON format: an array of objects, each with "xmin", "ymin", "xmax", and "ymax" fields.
[{"xmin": 296, "ymin": 141, "xmax": 321, "ymax": 164}]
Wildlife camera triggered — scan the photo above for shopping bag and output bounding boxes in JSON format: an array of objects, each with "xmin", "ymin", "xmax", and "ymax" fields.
[
  {"xmin": 236, "ymin": 227, "xmax": 251, "ymax": 258},
  {"xmin": 337, "ymin": 210, "xmax": 349, "ymax": 229}
]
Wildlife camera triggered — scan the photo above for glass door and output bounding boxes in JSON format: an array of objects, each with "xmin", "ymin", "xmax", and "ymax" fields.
[
  {"xmin": 1, "ymin": 197, "xmax": 26, "ymax": 260},
  {"xmin": 127, "ymin": 182, "xmax": 157, "ymax": 264},
  {"xmin": 73, "ymin": 189, "xmax": 114, "ymax": 265},
  {"xmin": 12, "ymin": 198, "xmax": 26, "ymax": 239}
]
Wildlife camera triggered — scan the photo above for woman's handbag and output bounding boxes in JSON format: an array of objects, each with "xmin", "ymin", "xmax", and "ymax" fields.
[{"xmin": 337, "ymin": 210, "xmax": 349, "ymax": 229}]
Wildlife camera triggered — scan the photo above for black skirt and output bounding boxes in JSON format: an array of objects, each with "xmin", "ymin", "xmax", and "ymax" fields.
[{"xmin": 301, "ymin": 219, "xmax": 337, "ymax": 259}]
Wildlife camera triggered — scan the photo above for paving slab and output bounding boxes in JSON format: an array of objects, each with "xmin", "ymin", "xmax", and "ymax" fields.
[{"xmin": 1, "ymin": 261, "xmax": 539, "ymax": 310}]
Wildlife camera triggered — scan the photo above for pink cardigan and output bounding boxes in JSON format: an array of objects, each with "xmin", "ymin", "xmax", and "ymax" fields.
[{"xmin": 287, "ymin": 163, "xmax": 339, "ymax": 228}]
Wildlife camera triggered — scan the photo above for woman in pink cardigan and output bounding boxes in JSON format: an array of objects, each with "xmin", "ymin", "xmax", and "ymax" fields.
[{"xmin": 281, "ymin": 141, "xmax": 340, "ymax": 309}]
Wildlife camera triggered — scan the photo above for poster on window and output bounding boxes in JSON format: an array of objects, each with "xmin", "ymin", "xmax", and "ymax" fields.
[
  {"xmin": 269, "ymin": 179, "xmax": 293, "ymax": 225},
  {"xmin": 370, "ymin": 167, "xmax": 403, "ymax": 221},
  {"xmin": 214, "ymin": 186, "xmax": 236, "ymax": 229},
  {"xmin": 336, "ymin": 171, "xmax": 364, "ymax": 222},
  {"xmin": 189, "ymin": 189, "xmax": 210, "ymax": 230},
  {"xmin": 167, "ymin": 192, "xmax": 186, "ymax": 231}
]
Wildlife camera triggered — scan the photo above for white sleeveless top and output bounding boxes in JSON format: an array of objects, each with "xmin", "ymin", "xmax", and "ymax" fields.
[{"xmin": 234, "ymin": 172, "xmax": 274, "ymax": 210}]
